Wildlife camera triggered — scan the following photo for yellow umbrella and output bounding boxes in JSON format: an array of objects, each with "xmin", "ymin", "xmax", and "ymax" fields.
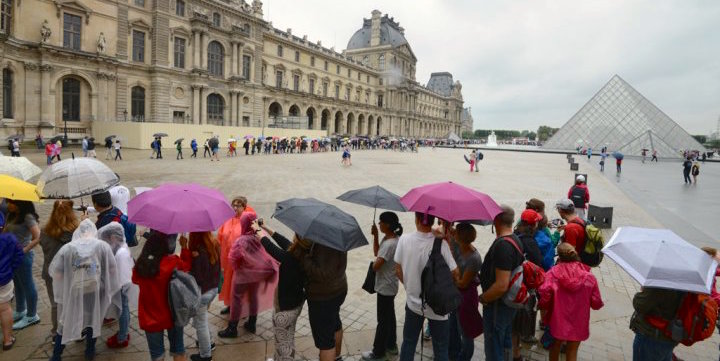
[{"xmin": 0, "ymin": 174, "xmax": 40, "ymax": 202}]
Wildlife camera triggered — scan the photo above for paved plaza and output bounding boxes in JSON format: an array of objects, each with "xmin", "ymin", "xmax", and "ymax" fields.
[{"xmin": 5, "ymin": 146, "xmax": 719, "ymax": 361}]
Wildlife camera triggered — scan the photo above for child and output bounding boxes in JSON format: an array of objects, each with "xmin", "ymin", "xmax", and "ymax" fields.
[
  {"xmin": 469, "ymin": 150, "xmax": 476, "ymax": 172},
  {"xmin": 342, "ymin": 146, "xmax": 352, "ymax": 166},
  {"xmin": 190, "ymin": 139, "xmax": 198, "ymax": 158},
  {"xmin": 176, "ymin": 140, "xmax": 184, "ymax": 160},
  {"xmin": 114, "ymin": 140, "xmax": 122, "ymax": 161},
  {"xmin": 449, "ymin": 223, "xmax": 483, "ymax": 361}
]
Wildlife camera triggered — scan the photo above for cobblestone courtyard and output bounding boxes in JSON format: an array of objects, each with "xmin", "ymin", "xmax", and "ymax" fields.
[{"xmin": 6, "ymin": 146, "xmax": 719, "ymax": 361}]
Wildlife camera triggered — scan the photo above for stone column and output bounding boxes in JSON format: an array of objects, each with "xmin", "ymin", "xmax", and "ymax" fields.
[
  {"xmin": 96, "ymin": 73, "xmax": 107, "ymax": 122},
  {"xmin": 193, "ymin": 31, "xmax": 201, "ymax": 68},
  {"xmin": 229, "ymin": 90, "xmax": 236, "ymax": 126},
  {"xmin": 201, "ymin": 32, "xmax": 208, "ymax": 69},
  {"xmin": 230, "ymin": 42, "xmax": 237, "ymax": 76},
  {"xmin": 40, "ymin": 64, "xmax": 53, "ymax": 124},
  {"xmin": 200, "ymin": 86, "xmax": 208, "ymax": 125},
  {"xmin": 236, "ymin": 92, "xmax": 243, "ymax": 126},
  {"xmin": 191, "ymin": 85, "xmax": 200, "ymax": 124}
]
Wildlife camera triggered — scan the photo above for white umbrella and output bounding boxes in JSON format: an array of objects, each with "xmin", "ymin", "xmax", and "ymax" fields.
[
  {"xmin": 602, "ymin": 227, "xmax": 717, "ymax": 294},
  {"xmin": 36, "ymin": 157, "xmax": 119, "ymax": 199},
  {"xmin": 0, "ymin": 156, "xmax": 42, "ymax": 180}
]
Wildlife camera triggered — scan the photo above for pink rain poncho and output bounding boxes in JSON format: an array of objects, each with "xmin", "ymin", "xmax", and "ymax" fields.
[
  {"xmin": 97, "ymin": 222, "xmax": 138, "ymax": 317},
  {"xmin": 227, "ymin": 213, "xmax": 279, "ymax": 320},
  {"xmin": 49, "ymin": 219, "xmax": 120, "ymax": 344}
]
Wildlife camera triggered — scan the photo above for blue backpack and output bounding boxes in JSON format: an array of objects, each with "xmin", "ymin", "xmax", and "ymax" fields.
[{"xmin": 98, "ymin": 209, "xmax": 138, "ymax": 247}]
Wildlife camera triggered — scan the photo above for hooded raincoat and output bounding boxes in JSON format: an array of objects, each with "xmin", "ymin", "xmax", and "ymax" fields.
[
  {"xmin": 537, "ymin": 261, "xmax": 603, "ymax": 342},
  {"xmin": 97, "ymin": 222, "xmax": 139, "ymax": 316},
  {"xmin": 227, "ymin": 213, "xmax": 279, "ymax": 319},
  {"xmin": 217, "ymin": 205, "xmax": 255, "ymax": 305},
  {"xmin": 49, "ymin": 219, "xmax": 120, "ymax": 344}
]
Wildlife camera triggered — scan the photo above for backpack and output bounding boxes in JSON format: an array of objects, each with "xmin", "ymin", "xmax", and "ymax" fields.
[
  {"xmin": 71, "ymin": 249, "xmax": 101, "ymax": 294},
  {"xmin": 502, "ymin": 236, "xmax": 546, "ymax": 309},
  {"xmin": 477, "ymin": 152, "xmax": 484, "ymax": 160},
  {"xmin": 168, "ymin": 268, "xmax": 202, "ymax": 328},
  {"xmin": 692, "ymin": 165, "xmax": 700, "ymax": 176},
  {"xmin": 150, "ymin": 141, "xmax": 156, "ymax": 149},
  {"xmin": 646, "ymin": 292, "xmax": 718, "ymax": 346},
  {"xmin": 420, "ymin": 239, "xmax": 462, "ymax": 316},
  {"xmin": 98, "ymin": 209, "xmax": 138, "ymax": 247},
  {"xmin": 569, "ymin": 219, "xmax": 605, "ymax": 267},
  {"xmin": 570, "ymin": 186, "xmax": 587, "ymax": 208}
]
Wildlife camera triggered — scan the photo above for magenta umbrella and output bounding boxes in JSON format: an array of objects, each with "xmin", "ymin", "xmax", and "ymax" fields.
[
  {"xmin": 400, "ymin": 181, "xmax": 502, "ymax": 224},
  {"xmin": 127, "ymin": 183, "xmax": 234, "ymax": 234}
]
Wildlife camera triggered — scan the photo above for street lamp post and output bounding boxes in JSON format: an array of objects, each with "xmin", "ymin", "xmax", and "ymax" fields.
[{"xmin": 62, "ymin": 109, "xmax": 68, "ymax": 144}]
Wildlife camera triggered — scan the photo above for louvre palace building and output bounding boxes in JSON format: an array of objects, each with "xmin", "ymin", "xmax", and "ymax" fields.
[{"xmin": 0, "ymin": 0, "xmax": 472, "ymax": 143}]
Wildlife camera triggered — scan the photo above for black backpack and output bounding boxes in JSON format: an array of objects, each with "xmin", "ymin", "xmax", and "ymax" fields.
[
  {"xmin": 570, "ymin": 186, "xmax": 586, "ymax": 208},
  {"xmin": 420, "ymin": 239, "xmax": 461, "ymax": 316}
]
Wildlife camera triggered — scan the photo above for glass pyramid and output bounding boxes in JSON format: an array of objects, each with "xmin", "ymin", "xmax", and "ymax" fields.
[{"xmin": 543, "ymin": 75, "xmax": 706, "ymax": 158}]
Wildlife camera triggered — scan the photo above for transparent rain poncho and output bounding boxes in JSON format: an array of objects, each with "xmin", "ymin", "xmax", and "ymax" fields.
[
  {"xmin": 97, "ymin": 222, "xmax": 139, "ymax": 316},
  {"xmin": 49, "ymin": 219, "xmax": 120, "ymax": 344}
]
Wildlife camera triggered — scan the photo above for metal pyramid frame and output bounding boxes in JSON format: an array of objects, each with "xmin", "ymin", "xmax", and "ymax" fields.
[{"xmin": 543, "ymin": 75, "xmax": 705, "ymax": 158}]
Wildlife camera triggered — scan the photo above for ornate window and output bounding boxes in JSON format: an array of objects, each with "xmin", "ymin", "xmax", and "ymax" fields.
[
  {"xmin": 294, "ymin": 51, "xmax": 300, "ymax": 62},
  {"xmin": 212, "ymin": 13, "xmax": 221, "ymax": 27},
  {"xmin": 207, "ymin": 94, "xmax": 224, "ymax": 125},
  {"xmin": 324, "ymin": 60, "xmax": 328, "ymax": 71},
  {"xmin": 134, "ymin": 0, "xmax": 144, "ymax": 7},
  {"xmin": 63, "ymin": 13, "xmax": 82, "ymax": 50},
  {"xmin": 174, "ymin": 37, "xmax": 185, "ymax": 68},
  {"xmin": 242, "ymin": 55, "xmax": 251, "ymax": 79},
  {"xmin": 1, "ymin": 0, "xmax": 11, "ymax": 34},
  {"xmin": 277, "ymin": 45, "xmax": 283, "ymax": 57},
  {"xmin": 378, "ymin": 54, "xmax": 385, "ymax": 70},
  {"xmin": 175, "ymin": 0, "xmax": 185, "ymax": 16},
  {"xmin": 131, "ymin": 86, "xmax": 145, "ymax": 121},
  {"xmin": 377, "ymin": 94, "xmax": 383, "ymax": 108},
  {"xmin": 347, "ymin": 68, "xmax": 351, "ymax": 77},
  {"xmin": 62, "ymin": 78, "xmax": 80, "ymax": 121},
  {"xmin": 335, "ymin": 85, "xmax": 339, "ymax": 99},
  {"xmin": 323, "ymin": 82, "xmax": 328, "ymax": 97},
  {"xmin": 308, "ymin": 78, "xmax": 314, "ymax": 94},
  {"xmin": 207, "ymin": 41, "xmax": 224, "ymax": 76},
  {"xmin": 275, "ymin": 70, "xmax": 283, "ymax": 88},
  {"xmin": 336, "ymin": 65, "xmax": 340, "ymax": 74},
  {"xmin": 293, "ymin": 74, "xmax": 299, "ymax": 91},
  {"xmin": 132, "ymin": 30, "xmax": 145, "ymax": 62},
  {"xmin": 310, "ymin": 56, "xmax": 315, "ymax": 67},
  {"xmin": 2, "ymin": 69, "xmax": 12, "ymax": 118}
]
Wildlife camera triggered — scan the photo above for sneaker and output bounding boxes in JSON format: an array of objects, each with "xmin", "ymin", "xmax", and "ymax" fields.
[
  {"xmin": 387, "ymin": 346, "xmax": 399, "ymax": 355},
  {"xmin": 13, "ymin": 315, "xmax": 40, "ymax": 330},
  {"xmin": 106, "ymin": 333, "xmax": 129, "ymax": 349},
  {"xmin": 12, "ymin": 311, "xmax": 26, "ymax": 322},
  {"xmin": 361, "ymin": 351, "xmax": 387, "ymax": 361},
  {"xmin": 195, "ymin": 341, "xmax": 216, "ymax": 351},
  {"xmin": 190, "ymin": 354, "xmax": 213, "ymax": 361}
]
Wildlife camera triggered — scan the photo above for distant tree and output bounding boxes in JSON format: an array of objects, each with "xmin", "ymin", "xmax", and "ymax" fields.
[
  {"xmin": 693, "ymin": 135, "xmax": 707, "ymax": 144},
  {"xmin": 706, "ymin": 139, "xmax": 720, "ymax": 149},
  {"xmin": 537, "ymin": 126, "xmax": 560, "ymax": 142},
  {"xmin": 474, "ymin": 129, "xmax": 491, "ymax": 139},
  {"xmin": 461, "ymin": 131, "xmax": 475, "ymax": 139},
  {"xmin": 527, "ymin": 131, "xmax": 537, "ymax": 140}
]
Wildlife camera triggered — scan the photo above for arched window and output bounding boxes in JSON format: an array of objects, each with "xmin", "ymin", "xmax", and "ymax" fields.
[
  {"xmin": 207, "ymin": 94, "xmax": 224, "ymax": 125},
  {"xmin": 378, "ymin": 54, "xmax": 385, "ymax": 71},
  {"xmin": 131, "ymin": 86, "xmax": 145, "ymax": 121},
  {"xmin": 207, "ymin": 41, "xmax": 224, "ymax": 77},
  {"xmin": 2, "ymin": 68, "xmax": 12, "ymax": 118},
  {"xmin": 62, "ymin": 77, "xmax": 80, "ymax": 121}
]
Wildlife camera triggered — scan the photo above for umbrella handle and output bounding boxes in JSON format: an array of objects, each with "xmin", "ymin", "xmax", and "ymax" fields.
[{"xmin": 373, "ymin": 207, "xmax": 377, "ymax": 222}]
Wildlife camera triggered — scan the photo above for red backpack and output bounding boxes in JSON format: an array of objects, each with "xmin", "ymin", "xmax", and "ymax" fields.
[
  {"xmin": 502, "ymin": 236, "xmax": 546, "ymax": 309},
  {"xmin": 646, "ymin": 292, "xmax": 718, "ymax": 346}
]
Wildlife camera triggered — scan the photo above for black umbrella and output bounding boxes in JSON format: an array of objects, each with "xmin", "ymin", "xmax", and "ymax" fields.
[
  {"xmin": 6, "ymin": 134, "xmax": 23, "ymax": 141},
  {"xmin": 337, "ymin": 185, "xmax": 406, "ymax": 220},
  {"xmin": 49, "ymin": 135, "xmax": 64, "ymax": 144},
  {"xmin": 272, "ymin": 198, "xmax": 368, "ymax": 252},
  {"xmin": 105, "ymin": 135, "xmax": 117, "ymax": 142},
  {"xmin": 174, "ymin": 138, "xmax": 184, "ymax": 144},
  {"xmin": 153, "ymin": 133, "xmax": 168, "ymax": 137}
]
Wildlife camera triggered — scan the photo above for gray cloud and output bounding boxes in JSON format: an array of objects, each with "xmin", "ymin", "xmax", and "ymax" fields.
[{"xmin": 264, "ymin": 0, "xmax": 720, "ymax": 134}]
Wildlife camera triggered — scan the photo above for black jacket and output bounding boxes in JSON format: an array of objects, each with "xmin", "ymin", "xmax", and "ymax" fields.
[
  {"xmin": 260, "ymin": 233, "xmax": 306, "ymax": 311},
  {"xmin": 516, "ymin": 232, "xmax": 544, "ymax": 267}
]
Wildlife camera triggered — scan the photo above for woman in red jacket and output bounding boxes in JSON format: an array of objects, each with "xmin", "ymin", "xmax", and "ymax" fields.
[{"xmin": 132, "ymin": 232, "xmax": 190, "ymax": 361}]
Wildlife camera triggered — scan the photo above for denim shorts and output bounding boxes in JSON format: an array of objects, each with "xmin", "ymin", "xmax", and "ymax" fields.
[{"xmin": 145, "ymin": 327, "xmax": 185, "ymax": 360}]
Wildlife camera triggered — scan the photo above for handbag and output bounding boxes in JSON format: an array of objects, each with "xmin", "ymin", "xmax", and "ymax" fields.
[{"xmin": 362, "ymin": 261, "xmax": 376, "ymax": 294}]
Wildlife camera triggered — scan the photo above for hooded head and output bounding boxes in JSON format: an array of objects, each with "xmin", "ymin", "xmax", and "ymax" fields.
[
  {"xmin": 72, "ymin": 219, "xmax": 98, "ymax": 242},
  {"xmin": 240, "ymin": 212, "xmax": 257, "ymax": 236},
  {"xmin": 97, "ymin": 222, "xmax": 126, "ymax": 254}
]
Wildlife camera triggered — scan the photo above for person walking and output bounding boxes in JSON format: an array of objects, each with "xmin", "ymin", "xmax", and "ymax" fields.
[
  {"xmin": 209, "ymin": 137, "xmax": 220, "ymax": 162},
  {"xmin": 203, "ymin": 139, "xmax": 211, "ymax": 158},
  {"xmin": 179, "ymin": 232, "xmax": 220, "ymax": 361},
  {"xmin": 82, "ymin": 136, "xmax": 89, "ymax": 157},
  {"xmin": 11, "ymin": 138, "xmax": 20, "ymax": 157},
  {"xmin": 53, "ymin": 140, "xmax": 62, "ymax": 162},
  {"xmin": 568, "ymin": 175, "xmax": 590, "ymax": 220},
  {"xmin": 361, "ymin": 212, "xmax": 403, "ymax": 361},
  {"xmin": 150, "ymin": 138, "xmax": 158, "ymax": 159},
  {"xmin": 641, "ymin": 149, "xmax": 647, "ymax": 163},
  {"xmin": 651, "ymin": 150, "xmax": 658, "ymax": 162},
  {"xmin": 5, "ymin": 200, "xmax": 41, "ymax": 330},
  {"xmin": 538, "ymin": 243, "xmax": 604, "ymax": 361},
  {"xmin": 395, "ymin": 212, "xmax": 459, "ymax": 361},
  {"xmin": 133, "ymin": 231, "xmax": 190, "ymax": 361},
  {"xmin": 190, "ymin": 139, "xmax": 198, "ymax": 158},
  {"xmin": 48, "ymin": 219, "xmax": 120, "ymax": 361},
  {"xmin": 586, "ymin": 147, "xmax": 592, "ymax": 161},
  {"xmin": 155, "ymin": 137, "xmax": 163, "ymax": 159},
  {"xmin": 218, "ymin": 213, "xmax": 278, "ymax": 338},
  {"xmin": 97, "ymin": 222, "xmax": 137, "ymax": 350},
  {"xmin": 39, "ymin": 201, "xmax": 79, "ymax": 339},
  {"xmin": 0, "ymin": 217, "xmax": 24, "ymax": 351},
  {"xmin": 616, "ymin": 157, "xmax": 622, "ymax": 175},
  {"xmin": 469, "ymin": 150, "xmax": 477, "ymax": 172},
  {"xmin": 217, "ymin": 197, "xmax": 256, "ymax": 314},
  {"xmin": 253, "ymin": 220, "xmax": 306, "ymax": 361},
  {"xmin": 599, "ymin": 152, "xmax": 607, "ymax": 172},
  {"xmin": 176, "ymin": 140, "xmax": 184, "ymax": 160},
  {"xmin": 691, "ymin": 161, "xmax": 700, "ymax": 184},
  {"xmin": 479, "ymin": 205, "xmax": 525, "ymax": 361},
  {"xmin": 682, "ymin": 157, "xmax": 693, "ymax": 184},
  {"xmin": 243, "ymin": 139, "xmax": 250, "ymax": 155},
  {"xmin": 105, "ymin": 138, "xmax": 114, "ymax": 160},
  {"xmin": 87, "ymin": 139, "xmax": 97, "ymax": 158},
  {"xmin": 45, "ymin": 141, "xmax": 54, "ymax": 165},
  {"xmin": 114, "ymin": 140, "xmax": 122, "ymax": 161}
]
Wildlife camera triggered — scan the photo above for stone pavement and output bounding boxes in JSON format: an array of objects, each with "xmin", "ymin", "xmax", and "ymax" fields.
[{"xmin": 5, "ymin": 146, "xmax": 718, "ymax": 361}]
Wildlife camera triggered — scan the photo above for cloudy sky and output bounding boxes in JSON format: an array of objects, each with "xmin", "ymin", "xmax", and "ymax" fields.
[{"xmin": 263, "ymin": 0, "xmax": 720, "ymax": 134}]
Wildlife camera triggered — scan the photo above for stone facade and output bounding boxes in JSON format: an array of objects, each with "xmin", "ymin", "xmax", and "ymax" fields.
[{"xmin": 0, "ymin": 1, "xmax": 465, "ymax": 140}]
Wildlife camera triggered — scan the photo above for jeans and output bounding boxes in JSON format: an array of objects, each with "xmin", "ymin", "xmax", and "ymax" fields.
[
  {"xmin": 193, "ymin": 289, "xmax": 218, "ymax": 357},
  {"xmin": 449, "ymin": 311, "xmax": 475, "ymax": 361},
  {"xmin": 115, "ymin": 149, "xmax": 122, "ymax": 160},
  {"xmin": 399, "ymin": 305, "xmax": 449, "ymax": 361},
  {"xmin": 13, "ymin": 251, "xmax": 37, "ymax": 317},
  {"xmin": 632, "ymin": 332, "xmax": 676, "ymax": 361},
  {"xmin": 483, "ymin": 301, "xmax": 516, "ymax": 361},
  {"xmin": 372, "ymin": 293, "xmax": 397, "ymax": 357},
  {"xmin": 43, "ymin": 277, "xmax": 58, "ymax": 335},
  {"xmin": 117, "ymin": 286, "xmax": 130, "ymax": 342},
  {"xmin": 684, "ymin": 170, "xmax": 692, "ymax": 183},
  {"xmin": 51, "ymin": 327, "xmax": 96, "ymax": 361},
  {"xmin": 146, "ymin": 326, "xmax": 185, "ymax": 360}
]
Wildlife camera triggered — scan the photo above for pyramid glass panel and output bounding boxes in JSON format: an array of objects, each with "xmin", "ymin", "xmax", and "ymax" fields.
[{"xmin": 543, "ymin": 75, "xmax": 706, "ymax": 158}]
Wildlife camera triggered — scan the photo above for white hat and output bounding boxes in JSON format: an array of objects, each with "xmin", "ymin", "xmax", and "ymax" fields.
[{"xmin": 576, "ymin": 175, "xmax": 586, "ymax": 183}]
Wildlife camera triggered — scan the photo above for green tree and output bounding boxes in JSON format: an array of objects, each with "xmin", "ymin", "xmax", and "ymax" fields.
[
  {"xmin": 462, "ymin": 131, "xmax": 476, "ymax": 139},
  {"xmin": 693, "ymin": 135, "xmax": 707, "ymax": 144},
  {"xmin": 537, "ymin": 125, "xmax": 560, "ymax": 142}
]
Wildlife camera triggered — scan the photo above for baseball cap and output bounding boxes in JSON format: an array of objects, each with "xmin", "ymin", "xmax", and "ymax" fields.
[
  {"xmin": 576, "ymin": 175, "xmax": 585, "ymax": 183},
  {"xmin": 520, "ymin": 209, "xmax": 542, "ymax": 225},
  {"xmin": 555, "ymin": 198, "xmax": 575, "ymax": 211}
]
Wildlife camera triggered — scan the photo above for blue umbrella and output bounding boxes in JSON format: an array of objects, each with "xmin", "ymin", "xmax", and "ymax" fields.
[
  {"xmin": 612, "ymin": 151, "xmax": 624, "ymax": 160},
  {"xmin": 272, "ymin": 198, "xmax": 368, "ymax": 252}
]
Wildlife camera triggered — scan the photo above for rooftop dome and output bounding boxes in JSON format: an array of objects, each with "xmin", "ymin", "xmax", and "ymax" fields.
[{"xmin": 346, "ymin": 15, "xmax": 409, "ymax": 50}]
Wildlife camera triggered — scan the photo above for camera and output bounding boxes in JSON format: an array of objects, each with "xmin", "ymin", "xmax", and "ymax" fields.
[{"xmin": 258, "ymin": 218, "xmax": 264, "ymax": 227}]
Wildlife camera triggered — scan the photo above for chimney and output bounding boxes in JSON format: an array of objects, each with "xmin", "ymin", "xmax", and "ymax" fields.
[
  {"xmin": 287, "ymin": 28, "xmax": 292, "ymax": 35},
  {"xmin": 370, "ymin": 10, "xmax": 381, "ymax": 47},
  {"xmin": 399, "ymin": 26, "xmax": 404, "ymax": 35}
]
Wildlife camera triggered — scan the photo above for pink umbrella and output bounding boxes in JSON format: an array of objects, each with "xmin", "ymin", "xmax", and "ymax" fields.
[
  {"xmin": 400, "ymin": 181, "xmax": 502, "ymax": 224},
  {"xmin": 127, "ymin": 183, "xmax": 234, "ymax": 234}
]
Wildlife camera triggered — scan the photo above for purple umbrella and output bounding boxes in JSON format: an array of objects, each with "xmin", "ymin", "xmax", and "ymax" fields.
[
  {"xmin": 400, "ymin": 181, "xmax": 502, "ymax": 224},
  {"xmin": 127, "ymin": 183, "xmax": 234, "ymax": 234}
]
